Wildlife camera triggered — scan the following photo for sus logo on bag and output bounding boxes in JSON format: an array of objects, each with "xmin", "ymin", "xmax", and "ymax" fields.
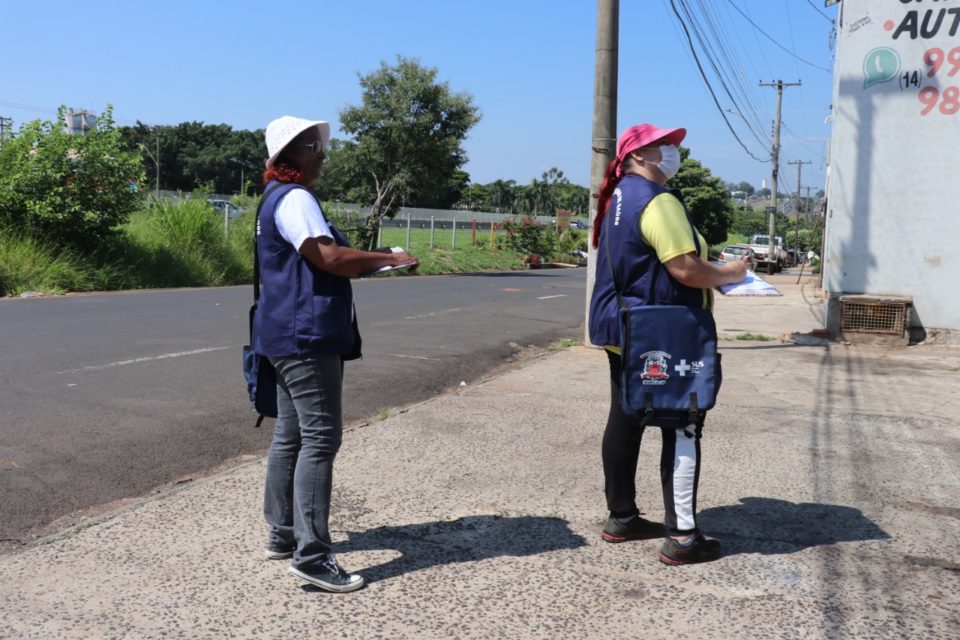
[{"xmin": 639, "ymin": 351, "xmax": 671, "ymax": 385}]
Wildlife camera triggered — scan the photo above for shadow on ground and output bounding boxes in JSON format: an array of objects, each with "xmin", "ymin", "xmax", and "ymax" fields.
[
  {"xmin": 322, "ymin": 515, "xmax": 587, "ymax": 587},
  {"xmin": 700, "ymin": 496, "xmax": 890, "ymax": 556}
]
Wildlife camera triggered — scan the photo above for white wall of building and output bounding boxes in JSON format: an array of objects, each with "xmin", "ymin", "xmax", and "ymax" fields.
[{"xmin": 825, "ymin": 0, "xmax": 960, "ymax": 330}]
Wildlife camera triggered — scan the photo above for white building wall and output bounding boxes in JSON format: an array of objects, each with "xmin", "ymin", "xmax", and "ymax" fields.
[{"xmin": 825, "ymin": 0, "xmax": 960, "ymax": 330}]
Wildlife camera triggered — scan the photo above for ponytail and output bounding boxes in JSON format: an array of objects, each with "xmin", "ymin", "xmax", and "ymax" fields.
[{"xmin": 592, "ymin": 159, "xmax": 621, "ymax": 248}]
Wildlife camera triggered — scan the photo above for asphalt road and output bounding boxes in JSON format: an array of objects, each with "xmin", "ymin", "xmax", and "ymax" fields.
[{"xmin": 0, "ymin": 269, "xmax": 586, "ymax": 544}]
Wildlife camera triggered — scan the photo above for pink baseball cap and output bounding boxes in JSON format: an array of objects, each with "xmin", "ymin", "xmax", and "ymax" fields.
[{"xmin": 615, "ymin": 124, "xmax": 686, "ymax": 174}]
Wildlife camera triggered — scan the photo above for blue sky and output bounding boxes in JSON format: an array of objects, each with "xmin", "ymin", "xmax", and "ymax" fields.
[{"xmin": 2, "ymin": 1, "xmax": 837, "ymax": 194}]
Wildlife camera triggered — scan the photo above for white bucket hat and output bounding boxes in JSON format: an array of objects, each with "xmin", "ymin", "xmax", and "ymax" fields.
[{"xmin": 264, "ymin": 115, "xmax": 330, "ymax": 168}]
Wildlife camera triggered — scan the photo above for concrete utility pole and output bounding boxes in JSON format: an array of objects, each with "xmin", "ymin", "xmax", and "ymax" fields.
[
  {"xmin": 586, "ymin": 0, "xmax": 619, "ymax": 341},
  {"xmin": 0, "ymin": 116, "xmax": 12, "ymax": 149},
  {"xmin": 789, "ymin": 160, "xmax": 811, "ymax": 259},
  {"xmin": 759, "ymin": 80, "xmax": 801, "ymax": 274}
]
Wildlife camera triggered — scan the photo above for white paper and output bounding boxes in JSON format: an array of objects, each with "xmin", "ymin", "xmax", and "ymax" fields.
[
  {"xmin": 716, "ymin": 269, "xmax": 782, "ymax": 297},
  {"xmin": 360, "ymin": 260, "xmax": 418, "ymax": 277}
]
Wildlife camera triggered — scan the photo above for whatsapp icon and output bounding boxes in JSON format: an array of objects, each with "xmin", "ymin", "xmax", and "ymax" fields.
[{"xmin": 863, "ymin": 48, "xmax": 901, "ymax": 89}]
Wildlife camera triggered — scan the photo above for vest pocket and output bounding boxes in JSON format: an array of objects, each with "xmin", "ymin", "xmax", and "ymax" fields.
[{"xmin": 310, "ymin": 295, "xmax": 354, "ymax": 344}]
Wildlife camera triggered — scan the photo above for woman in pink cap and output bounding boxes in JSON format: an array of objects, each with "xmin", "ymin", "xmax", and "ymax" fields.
[{"xmin": 588, "ymin": 124, "xmax": 746, "ymax": 564}]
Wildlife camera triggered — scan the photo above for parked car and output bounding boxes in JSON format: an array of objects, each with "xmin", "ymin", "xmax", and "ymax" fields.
[
  {"xmin": 719, "ymin": 244, "xmax": 756, "ymax": 270},
  {"xmin": 207, "ymin": 199, "xmax": 243, "ymax": 219},
  {"xmin": 569, "ymin": 219, "xmax": 588, "ymax": 229}
]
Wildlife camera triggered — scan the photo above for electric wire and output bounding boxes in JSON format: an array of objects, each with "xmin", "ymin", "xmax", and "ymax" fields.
[
  {"xmin": 680, "ymin": 0, "xmax": 770, "ymax": 148},
  {"xmin": 806, "ymin": 0, "xmax": 833, "ymax": 23},
  {"xmin": 668, "ymin": 0, "xmax": 769, "ymax": 163},
  {"xmin": 724, "ymin": 0, "xmax": 832, "ymax": 73},
  {"xmin": 709, "ymin": 2, "xmax": 774, "ymax": 139},
  {"xmin": 783, "ymin": 0, "xmax": 810, "ymax": 133},
  {"xmin": 692, "ymin": 0, "xmax": 772, "ymax": 145}
]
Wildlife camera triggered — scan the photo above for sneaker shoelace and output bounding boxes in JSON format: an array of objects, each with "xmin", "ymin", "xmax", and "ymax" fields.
[{"xmin": 320, "ymin": 553, "xmax": 350, "ymax": 578}]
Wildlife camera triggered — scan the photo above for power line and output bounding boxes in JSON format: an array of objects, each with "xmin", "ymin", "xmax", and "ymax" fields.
[
  {"xmin": 669, "ymin": 0, "xmax": 768, "ymax": 163},
  {"xmin": 707, "ymin": 1, "xmax": 774, "ymax": 133},
  {"xmin": 678, "ymin": 0, "xmax": 770, "ymax": 146},
  {"xmin": 806, "ymin": 0, "xmax": 833, "ymax": 23},
  {"xmin": 0, "ymin": 99, "xmax": 58, "ymax": 115},
  {"xmin": 725, "ymin": 0, "xmax": 832, "ymax": 73},
  {"xmin": 688, "ymin": 0, "xmax": 771, "ymax": 143}
]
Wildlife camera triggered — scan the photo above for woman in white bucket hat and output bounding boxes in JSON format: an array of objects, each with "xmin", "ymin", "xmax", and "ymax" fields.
[{"xmin": 255, "ymin": 115, "xmax": 417, "ymax": 592}]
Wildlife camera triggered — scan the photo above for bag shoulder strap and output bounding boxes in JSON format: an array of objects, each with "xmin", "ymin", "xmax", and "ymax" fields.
[{"xmin": 253, "ymin": 181, "xmax": 292, "ymax": 303}]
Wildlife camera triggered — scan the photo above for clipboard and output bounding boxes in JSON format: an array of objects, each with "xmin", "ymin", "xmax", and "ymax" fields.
[
  {"xmin": 360, "ymin": 260, "xmax": 419, "ymax": 277},
  {"xmin": 715, "ymin": 269, "xmax": 782, "ymax": 296}
]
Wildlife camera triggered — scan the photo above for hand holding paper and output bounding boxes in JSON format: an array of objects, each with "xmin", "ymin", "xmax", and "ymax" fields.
[
  {"xmin": 360, "ymin": 259, "xmax": 419, "ymax": 277},
  {"xmin": 716, "ymin": 269, "xmax": 782, "ymax": 296}
]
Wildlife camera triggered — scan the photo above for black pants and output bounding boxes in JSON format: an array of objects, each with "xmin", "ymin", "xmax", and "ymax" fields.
[{"xmin": 603, "ymin": 350, "xmax": 703, "ymax": 536}]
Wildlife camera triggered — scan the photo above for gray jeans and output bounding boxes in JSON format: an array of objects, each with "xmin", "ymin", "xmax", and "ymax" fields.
[{"xmin": 264, "ymin": 354, "xmax": 343, "ymax": 571}]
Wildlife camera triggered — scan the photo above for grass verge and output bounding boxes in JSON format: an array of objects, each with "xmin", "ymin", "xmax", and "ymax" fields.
[
  {"xmin": 734, "ymin": 332, "xmax": 774, "ymax": 341},
  {"xmin": 1, "ymin": 206, "xmax": 554, "ymax": 297}
]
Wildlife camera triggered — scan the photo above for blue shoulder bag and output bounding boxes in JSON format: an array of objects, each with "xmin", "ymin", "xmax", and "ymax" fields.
[
  {"xmin": 605, "ymin": 208, "xmax": 722, "ymax": 430},
  {"xmin": 242, "ymin": 183, "xmax": 284, "ymax": 427}
]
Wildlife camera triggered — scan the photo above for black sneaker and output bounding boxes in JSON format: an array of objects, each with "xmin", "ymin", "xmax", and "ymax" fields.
[
  {"xmin": 289, "ymin": 554, "xmax": 365, "ymax": 593},
  {"xmin": 602, "ymin": 515, "xmax": 663, "ymax": 543},
  {"xmin": 658, "ymin": 533, "xmax": 721, "ymax": 565},
  {"xmin": 264, "ymin": 545, "xmax": 294, "ymax": 560}
]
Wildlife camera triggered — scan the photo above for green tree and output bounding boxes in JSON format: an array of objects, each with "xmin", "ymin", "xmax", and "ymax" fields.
[
  {"xmin": 522, "ymin": 177, "xmax": 557, "ymax": 215},
  {"xmin": 428, "ymin": 169, "xmax": 471, "ymax": 210},
  {"xmin": 557, "ymin": 182, "xmax": 589, "ymax": 215},
  {"xmin": 314, "ymin": 139, "xmax": 363, "ymax": 203},
  {"xmin": 487, "ymin": 179, "xmax": 516, "ymax": 213},
  {"xmin": 0, "ymin": 106, "xmax": 143, "ymax": 253},
  {"xmin": 339, "ymin": 56, "xmax": 480, "ymax": 248},
  {"xmin": 458, "ymin": 183, "xmax": 489, "ymax": 211},
  {"xmin": 119, "ymin": 121, "xmax": 265, "ymax": 195},
  {"xmin": 669, "ymin": 147, "xmax": 733, "ymax": 246},
  {"xmin": 730, "ymin": 205, "xmax": 768, "ymax": 236}
]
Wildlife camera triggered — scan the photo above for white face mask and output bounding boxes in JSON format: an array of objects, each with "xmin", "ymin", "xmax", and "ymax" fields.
[{"xmin": 655, "ymin": 145, "xmax": 681, "ymax": 180}]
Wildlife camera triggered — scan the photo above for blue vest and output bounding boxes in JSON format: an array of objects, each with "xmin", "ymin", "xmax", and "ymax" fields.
[
  {"xmin": 253, "ymin": 181, "xmax": 358, "ymax": 357},
  {"xmin": 589, "ymin": 175, "xmax": 705, "ymax": 348}
]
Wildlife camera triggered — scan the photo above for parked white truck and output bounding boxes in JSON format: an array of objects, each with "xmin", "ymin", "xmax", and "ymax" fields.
[{"xmin": 748, "ymin": 234, "xmax": 785, "ymax": 273}]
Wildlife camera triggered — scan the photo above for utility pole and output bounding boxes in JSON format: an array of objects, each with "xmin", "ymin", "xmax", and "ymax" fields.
[
  {"xmin": 155, "ymin": 126, "xmax": 160, "ymax": 200},
  {"xmin": 788, "ymin": 159, "xmax": 811, "ymax": 263},
  {"xmin": 586, "ymin": 0, "xmax": 619, "ymax": 341},
  {"xmin": 759, "ymin": 80, "xmax": 801, "ymax": 274},
  {"xmin": 0, "ymin": 116, "xmax": 12, "ymax": 149}
]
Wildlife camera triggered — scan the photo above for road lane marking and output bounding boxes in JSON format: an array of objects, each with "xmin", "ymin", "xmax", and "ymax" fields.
[
  {"xmin": 388, "ymin": 353, "xmax": 441, "ymax": 361},
  {"xmin": 403, "ymin": 308, "xmax": 461, "ymax": 321},
  {"xmin": 537, "ymin": 294, "xmax": 567, "ymax": 300},
  {"xmin": 56, "ymin": 347, "xmax": 229, "ymax": 375}
]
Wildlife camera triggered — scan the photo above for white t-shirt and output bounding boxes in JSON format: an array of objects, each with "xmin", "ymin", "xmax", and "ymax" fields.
[{"xmin": 274, "ymin": 188, "xmax": 333, "ymax": 251}]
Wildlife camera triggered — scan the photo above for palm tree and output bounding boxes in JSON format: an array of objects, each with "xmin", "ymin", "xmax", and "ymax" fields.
[
  {"xmin": 528, "ymin": 178, "xmax": 557, "ymax": 215},
  {"xmin": 488, "ymin": 179, "xmax": 516, "ymax": 213}
]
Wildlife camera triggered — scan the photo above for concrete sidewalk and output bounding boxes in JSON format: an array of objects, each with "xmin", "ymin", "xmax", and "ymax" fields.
[{"xmin": 2, "ymin": 274, "xmax": 959, "ymax": 639}]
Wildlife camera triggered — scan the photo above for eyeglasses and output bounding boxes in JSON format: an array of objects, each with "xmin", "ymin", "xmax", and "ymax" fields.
[{"xmin": 293, "ymin": 140, "xmax": 326, "ymax": 158}]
